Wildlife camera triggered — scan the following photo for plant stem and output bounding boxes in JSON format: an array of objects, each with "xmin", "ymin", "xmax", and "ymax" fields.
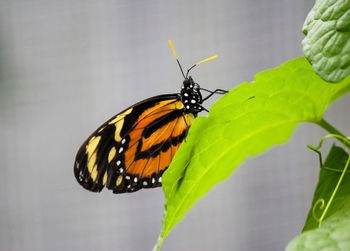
[
  {"xmin": 317, "ymin": 119, "xmax": 350, "ymax": 149},
  {"xmin": 319, "ymin": 153, "xmax": 350, "ymax": 226}
]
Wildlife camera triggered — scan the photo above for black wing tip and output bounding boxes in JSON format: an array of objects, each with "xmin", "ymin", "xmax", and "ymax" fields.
[{"xmin": 74, "ymin": 159, "xmax": 104, "ymax": 193}]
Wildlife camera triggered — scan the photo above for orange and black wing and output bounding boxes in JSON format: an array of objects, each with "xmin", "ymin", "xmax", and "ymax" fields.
[{"xmin": 74, "ymin": 94, "xmax": 195, "ymax": 193}]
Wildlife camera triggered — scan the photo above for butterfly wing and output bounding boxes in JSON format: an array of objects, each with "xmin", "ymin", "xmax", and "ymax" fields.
[{"xmin": 74, "ymin": 94, "xmax": 195, "ymax": 193}]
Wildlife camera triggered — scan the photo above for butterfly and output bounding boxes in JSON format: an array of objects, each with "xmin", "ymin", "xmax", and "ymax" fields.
[{"xmin": 74, "ymin": 40, "xmax": 227, "ymax": 193}]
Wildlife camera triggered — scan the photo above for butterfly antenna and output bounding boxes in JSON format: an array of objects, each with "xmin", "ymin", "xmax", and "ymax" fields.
[
  {"xmin": 186, "ymin": 54, "xmax": 218, "ymax": 78},
  {"xmin": 168, "ymin": 40, "xmax": 218, "ymax": 79},
  {"xmin": 168, "ymin": 40, "xmax": 186, "ymax": 79}
]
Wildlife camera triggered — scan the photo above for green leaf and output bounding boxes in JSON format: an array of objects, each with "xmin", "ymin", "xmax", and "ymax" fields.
[
  {"xmin": 286, "ymin": 145, "xmax": 350, "ymax": 251},
  {"xmin": 302, "ymin": 0, "xmax": 350, "ymax": 82},
  {"xmin": 155, "ymin": 57, "xmax": 350, "ymax": 250},
  {"xmin": 287, "ymin": 198, "xmax": 350, "ymax": 251},
  {"xmin": 303, "ymin": 145, "xmax": 350, "ymax": 231}
]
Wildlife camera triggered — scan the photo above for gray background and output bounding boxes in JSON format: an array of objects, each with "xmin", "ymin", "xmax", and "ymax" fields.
[{"xmin": 1, "ymin": 1, "xmax": 349, "ymax": 251}]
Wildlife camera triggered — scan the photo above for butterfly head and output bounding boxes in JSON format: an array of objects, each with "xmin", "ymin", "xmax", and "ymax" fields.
[
  {"xmin": 181, "ymin": 76, "xmax": 203, "ymax": 114},
  {"xmin": 168, "ymin": 40, "xmax": 220, "ymax": 114}
]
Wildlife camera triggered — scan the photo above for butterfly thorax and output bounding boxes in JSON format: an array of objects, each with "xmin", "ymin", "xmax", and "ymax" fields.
[{"xmin": 180, "ymin": 76, "xmax": 203, "ymax": 115}]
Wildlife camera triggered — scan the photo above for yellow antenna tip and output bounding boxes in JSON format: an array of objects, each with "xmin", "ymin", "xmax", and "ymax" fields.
[
  {"xmin": 168, "ymin": 40, "xmax": 178, "ymax": 60},
  {"xmin": 195, "ymin": 54, "xmax": 218, "ymax": 66}
]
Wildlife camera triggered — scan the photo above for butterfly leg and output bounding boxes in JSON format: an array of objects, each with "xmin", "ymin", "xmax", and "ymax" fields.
[
  {"xmin": 197, "ymin": 105, "xmax": 209, "ymax": 112},
  {"xmin": 200, "ymin": 88, "xmax": 228, "ymax": 102}
]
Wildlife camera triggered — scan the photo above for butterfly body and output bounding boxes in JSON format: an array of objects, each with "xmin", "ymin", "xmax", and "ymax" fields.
[{"xmin": 74, "ymin": 76, "xmax": 204, "ymax": 193}]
